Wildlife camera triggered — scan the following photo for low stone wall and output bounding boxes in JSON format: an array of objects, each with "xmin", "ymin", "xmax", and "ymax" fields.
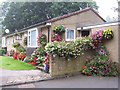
[{"xmin": 49, "ymin": 51, "xmax": 94, "ymax": 77}]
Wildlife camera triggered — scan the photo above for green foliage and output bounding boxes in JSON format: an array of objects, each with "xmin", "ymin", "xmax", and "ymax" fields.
[
  {"xmin": 13, "ymin": 42, "xmax": 20, "ymax": 48},
  {"xmin": 0, "ymin": 49, "xmax": 6, "ymax": 56},
  {"xmin": 13, "ymin": 42, "xmax": 26, "ymax": 53},
  {"xmin": 103, "ymin": 28, "xmax": 114, "ymax": 40},
  {"xmin": 81, "ymin": 55, "xmax": 118, "ymax": 76},
  {"xmin": 51, "ymin": 2, "xmax": 98, "ymax": 17},
  {"xmin": 23, "ymin": 37, "xmax": 27, "ymax": 46},
  {"xmin": 2, "ymin": 2, "xmax": 98, "ymax": 32},
  {"xmin": 45, "ymin": 37, "xmax": 93, "ymax": 59},
  {"xmin": 53, "ymin": 25, "xmax": 65, "ymax": 34},
  {"xmin": 31, "ymin": 47, "xmax": 45, "ymax": 66},
  {"xmin": 38, "ymin": 34, "xmax": 47, "ymax": 48},
  {"xmin": 81, "ymin": 28, "xmax": 117, "ymax": 76}
]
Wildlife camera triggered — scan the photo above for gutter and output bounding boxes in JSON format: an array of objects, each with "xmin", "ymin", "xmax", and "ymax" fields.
[{"xmin": 77, "ymin": 22, "xmax": 120, "ymax": 30}]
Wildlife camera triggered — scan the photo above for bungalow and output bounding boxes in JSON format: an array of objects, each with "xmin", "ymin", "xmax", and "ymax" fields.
[
  {"xmin": 2, "ymin": 7, "xmax": 120, "ymax": 76},
  {"xmin": 50, "ymin": 22, "xmax": 120, "ymax": 77},
  {"xmin": 2, "ymin": 8, "xmax": 106, "ymax": 56}
]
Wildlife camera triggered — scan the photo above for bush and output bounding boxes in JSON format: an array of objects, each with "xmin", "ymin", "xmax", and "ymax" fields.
[
  {"xmin": 53, "ymin": 25, "xmax": 65, "ymax": 34},
  {"xmin": 13, "ymin": 42, "xmax": 20, "ymax": 48},
  {"xmin": 30, "ymin": 47, "xmax": 46, "ymax": 66},
  {"xmin": 81, "ymin": 55, "xmax": 118, "ymax": 76},
  {"xmin": 13, "ymin": 42, "xmax": 26, "ymax": 53},
  {"xmin": 23, "ymin": 37, "xmax": 27, "ymax": 46},
  {"xmin": 0, "ymin": 49, "xmax": 6, "ymax": 56},
  {"xmin": 45, "ymin": 37, "xmax": 93, "ymax": 59},
  {"xmin": 37, "ymin": 34, "xmax": 47, "ymax": 48}
]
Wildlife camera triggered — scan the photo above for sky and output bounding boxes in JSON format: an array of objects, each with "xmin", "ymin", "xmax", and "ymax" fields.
[
  {"xmin": 94, "ymin": 0, "xmax": 118, "ymax": 21},
  {"xmin": 0, "ymin": 0, "xmax": 119, "ymax": 21}
]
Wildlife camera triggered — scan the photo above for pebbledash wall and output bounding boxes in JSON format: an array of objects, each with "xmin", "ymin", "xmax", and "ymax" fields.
[
  {"xmin": 91, "ymin": 24, "xmax": 119, "ymax": 63},
  {"xmin": 49, "ymin": 22, "xmax": 120, "ymax": 77}
]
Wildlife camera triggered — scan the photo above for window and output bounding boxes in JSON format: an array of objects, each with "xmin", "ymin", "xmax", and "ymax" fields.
[
  {"xmin": 2, "ymin": 37, "xmax": 6, "ymax": 47},
  {"xmin": 28, "ymin": 28, "xmax": 38, "ymax": 47},
  {"xmin": 81, "ymin": 30, "xmax": 90, "ymax": 37},
  {"xmin": 66, "ymin": 29, "xmax": 75, "ymax": 41}
]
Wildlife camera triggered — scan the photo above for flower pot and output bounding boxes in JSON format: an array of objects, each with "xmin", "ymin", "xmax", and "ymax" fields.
[{"xmin": 44, "ymin": 64, "xmax": 49, "ymax": 73}]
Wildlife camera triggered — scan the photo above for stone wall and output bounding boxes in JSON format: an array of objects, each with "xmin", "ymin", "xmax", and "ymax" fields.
[{"xmin": 49, "ymin": 50, "xmax": 94, "ymax": 77}]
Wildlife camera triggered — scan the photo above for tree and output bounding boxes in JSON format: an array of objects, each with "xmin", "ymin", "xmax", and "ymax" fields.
[
  {"xmin": 2, "ymin": 1, "xmax": 98, "ymax": 33},
  {"xmin": 51, "ymin": 2, "xmax": 98, "ymax": 17}
]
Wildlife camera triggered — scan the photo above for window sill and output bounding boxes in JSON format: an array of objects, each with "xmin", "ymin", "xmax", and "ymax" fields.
[{"xmin": 66, "ymin": 39, "xmax": 74, "ymax": 41}]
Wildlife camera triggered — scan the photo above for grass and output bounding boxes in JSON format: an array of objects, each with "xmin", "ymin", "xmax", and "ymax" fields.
[{"xmin": 0, "ymin": 56, "xmax": 36, "ymax": 70}]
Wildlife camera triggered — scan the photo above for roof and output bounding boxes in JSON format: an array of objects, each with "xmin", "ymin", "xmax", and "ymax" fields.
[
  {"xmin": 47, "ymin": 8, "xmax": 106, "ymax": 23},
  {"xmin": 4, "ymin": 7, "xmax": 106, "ymax": 36}
]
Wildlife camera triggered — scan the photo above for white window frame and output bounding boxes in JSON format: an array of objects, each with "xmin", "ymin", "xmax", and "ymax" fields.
[
  {"xmin": 2, "ymin": 37, "xmax": 6, "ymax": 47},
  {"xmin": 27, "ymin": 28, "xmax": 38, "ymax": 47},
  {"xmin": 65, "ymin": 28, "xmax": 76, "ymax": 41}
]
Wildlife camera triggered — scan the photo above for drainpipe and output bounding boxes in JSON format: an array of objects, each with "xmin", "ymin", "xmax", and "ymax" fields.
[
  {"xmin": 48, "ymin": 27, "xmax": 50, "ymax": 43},
  {"xmin": 46, "ymin": 23, "xmax": 51, "ymax": 43}
]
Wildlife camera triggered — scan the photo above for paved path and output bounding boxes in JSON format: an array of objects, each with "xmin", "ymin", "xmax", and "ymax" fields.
[
  {"xmin": 2, "ymin": 75, "xmax": 118, "ymax": 88},
  {"xmin": 0, "ymin": 68, "xmax": 51, "ymax": 86}
]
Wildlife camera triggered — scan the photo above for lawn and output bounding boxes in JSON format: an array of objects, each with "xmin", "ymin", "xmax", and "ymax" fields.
[{"xmin": 0, "ymin": 56, "xmax": 36, "ymax": 70}]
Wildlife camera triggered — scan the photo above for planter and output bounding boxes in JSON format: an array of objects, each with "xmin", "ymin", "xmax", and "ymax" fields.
[{"xmin": 44, "ymin": 64, "xmax": 49, "ymax": 73}]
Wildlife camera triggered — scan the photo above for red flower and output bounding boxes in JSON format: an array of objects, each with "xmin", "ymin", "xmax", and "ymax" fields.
[
  {"xmin": 82, "ymin": 66, "xmax": 86, "ymax": 69},
  {"xmin": 28, "ymin": 62, "xmax": 31, "ymax": 64},
  {"xmin": 34, "ymin": 58, "xmax": 37, "ymax": 61},
  {"xmin": 13, "ymin": 52, "xmax": 18, "ymax": 60}
]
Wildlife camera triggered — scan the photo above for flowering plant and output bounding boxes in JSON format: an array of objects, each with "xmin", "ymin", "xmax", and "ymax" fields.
[
  {"xmin": 81, "ymin": 55, "xmax": 118, "ymax": 76},
  {"xmin": 92, "ymin": 30, "xmax": 103, "ymax": 48},
  {"xmin": 103, "ymin": 28, "xmax": 113, "ymax": 40},
  {"xmin": 18, "ymin": 52, "xmax": 26, "ymax": 61},
  {"xmin": 13, "ymin": 52, "xmax": 19, "ymax": 60},
  {"xmin": 45, "ymin": 37, "xmax": 93, "ymax": 59},
  {"xmin": 51, "ymin": 33, "xmax": 63, "ymax": 42},
  {"xmin": 37, "ymin": 34, "xmax": 47, "ymax": 47},
  {"xmin": 30, "ymin": 47, "xmax": 46, "ymax": 66},
  {"xmin": 53, "ymin": 25, "xmax": 65, "ymax": 34}
]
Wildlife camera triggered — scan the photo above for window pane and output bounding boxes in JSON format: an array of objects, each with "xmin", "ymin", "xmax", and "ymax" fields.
[
  {"xmin": 81, "ymin": 30, "xmax": 90, "ymax": 37},
  {"xmin": 31, "ymin": 30, "xmax": 36, "ymax": 46},
  {"xmin": 67, "ymin": 30, "xmax": 74, "ymax": 39}
]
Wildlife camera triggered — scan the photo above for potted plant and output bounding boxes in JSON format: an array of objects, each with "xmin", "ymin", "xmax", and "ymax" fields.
[{"xmin": 53, "ymin": 25, "xmax": 65, "ymax": 34}]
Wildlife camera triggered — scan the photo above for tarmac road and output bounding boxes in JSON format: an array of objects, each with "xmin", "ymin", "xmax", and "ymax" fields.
[{"xmin": 2, "ymin": 74, "xmax": 118, "ymax": 88}]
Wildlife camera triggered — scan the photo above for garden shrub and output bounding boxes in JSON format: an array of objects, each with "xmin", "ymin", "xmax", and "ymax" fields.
[
  {"xmin": 45, "ymin": 37, "xmax": 93, "ymax": 59},
  {"xmin": 51, "ymin": 25, "xmax": 65, "ymax": 42},
  {"xmin": 30, "ymin": 47, "xmax": 46, "ymax": 66},
  {"xmin": 9, "ymin": 49, "xmax": 15, "ymax": 56},
  {"xmin": 23, "ymin": 37, "xmax": 27, "ymax": 46},
  {"xmin": 81, "ymin": 55, "xmax": 118, "ymax": 76},
  {"xmin": 13, "ymin": 42, "xmax": 26, "ymax": 60},
  {"xmin": 13, "ymin": 42, "xmax": 26, "ymax": 53},
  {"xmin": 0, "ymin": 48, "xmax": 6, "ymax": 56},
  {"xmin": 13, "ymin": 42, "xmax": 20, "ymax": 48},
  {"xmin": 81, "ymin": 28, "xmax": 118, "ymax": 76},
  {"xmin": 37, "ymin": 34, "xmax": 47, "ymax": 48}
]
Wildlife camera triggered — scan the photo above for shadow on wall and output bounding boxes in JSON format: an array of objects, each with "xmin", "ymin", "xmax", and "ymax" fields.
[{"xmin": 26, "ymin": 48, "xmax": 37, "ymax": 56}]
